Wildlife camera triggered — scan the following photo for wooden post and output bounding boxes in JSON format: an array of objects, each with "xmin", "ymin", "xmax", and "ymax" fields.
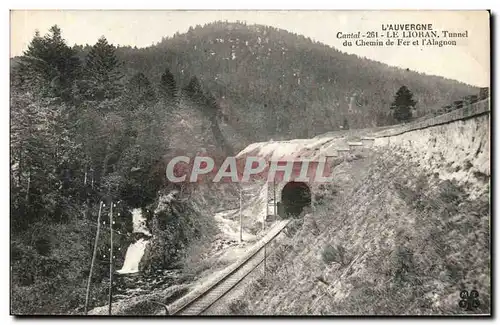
[
  {"xmin": 108, "ymin": 201, "xmax": 114, "ymax": 315},
  {"xmin": 239, "ymin": 188, "xmax": 243, "ymax": 243},
  {"xmin": 25, "ymin": 170, "xmax": 31, "ymax": 207},
  {"xmin": 263, "ymin": 185, "xmax": 267, "ymax": 276},
  {"xmin": 264, "ymin": 242, "xmax": 267, "ymax": 278},
  {"xmin": 273, "ymin": 179, "xmax": 277, "ymax": 216},
  {"xmin": 265, "ymin": 180, "xmax": 277, "ymax": 277},
  {"xmin": 84, "ymin": 201, "xmax": 103, "ymax": 315},
  {"xmin": 264, "ymin": 182, "xmax": 268, "ymax": 232}
]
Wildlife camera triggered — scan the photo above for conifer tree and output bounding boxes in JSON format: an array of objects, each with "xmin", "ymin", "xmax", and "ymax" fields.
[
  {"xmin": 83, "ymin": 36, "xmax": 123, "ymax": 100},
  {"xmin": 17, "ymin": 25, "xmax": 81, "ymax": 101},
  {"xmin": 390, "ymin": 85, "xmax": 417, "ymax": 122},
  {"xmin": 159, "ymin": 67, "xmax": 177, "ymax": 105},
  {"xmin": 11, "ymin": 90, "xmax": 80, "ymax": 228},
  {"xmin": 183, "ymin": 76, "xmax": 203, "ymax": 100},
  {"xmin": 123, "ymin": 72, "xmax": 157, "ymax": 110}
]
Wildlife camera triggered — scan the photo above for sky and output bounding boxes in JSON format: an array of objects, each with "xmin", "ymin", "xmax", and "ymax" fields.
[{"xmin": 10, "ymin": 10, "xmax": 490, "ymax": 87}]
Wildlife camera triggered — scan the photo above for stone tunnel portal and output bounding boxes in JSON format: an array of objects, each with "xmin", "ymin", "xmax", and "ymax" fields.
[{"xmin": 280, "ymin": 182, "xmax": 312, "ymax": 218}]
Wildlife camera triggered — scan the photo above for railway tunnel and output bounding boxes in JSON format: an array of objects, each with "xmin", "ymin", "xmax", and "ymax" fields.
[
  {"xmin": 236, "ymin": 138, "xmax": 338, "ymax": 221},
  {"xmin": 280, "ymin": 181, "xmax": 311, "ymax": 218}
]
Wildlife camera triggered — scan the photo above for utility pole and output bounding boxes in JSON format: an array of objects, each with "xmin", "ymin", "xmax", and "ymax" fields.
[
  {"xmin": 239, "ymin": 188, "xmax": 243, "ymax": 243},
  {"xmin": 263, "ymin": 183, "xmax": 267, "ymax": 276},
  {"xmin": 26, "ymin": 170, "xmax": 31, "ymax": 207},
  {"xmin": 273, "ymin": 179, "xmax": 277, "ymax": 216},
  {"xmin": 108, "ymin": 201, "xmax": 114, "ymax": 316},
  {"xmin": 264, "ymin": 243, "xmax": 267, "ymax": 277},
  {"xmin": 264, "ymin": 179, "xmax": 277, "ymax": 277},
  {"xmin": 84, "ymin": 201, "xmax": 103, "ymax": 315},
  {"xmin": 264, "ymin": 182, "xmax": 268, "ymax": 232}
]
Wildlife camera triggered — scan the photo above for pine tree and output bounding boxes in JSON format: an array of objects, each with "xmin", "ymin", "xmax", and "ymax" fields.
[
  {"xmin": 11, "ymin": 90, "xmax": 81, "ymax": 228},
  {"xmin": 82, "ymin": 36, "xmax": 123, "ymax": 101},
  {"xmin": 183, "ymin": 76, "xmax": 203, "ymax": 101},
  {"xmin": 17, "ymin": 25, "xmax": 81, "ymax": 101},
  {"xmin": 390, "ymin": 86, "xmax": 417, "ymax": 123},
  {"xmin": 159, "ymin": 67, "xmax": 177, "ymax": 105},
  {"xmin": 123, "ymin": 72, "xmax": 157, "ymax": 110}
]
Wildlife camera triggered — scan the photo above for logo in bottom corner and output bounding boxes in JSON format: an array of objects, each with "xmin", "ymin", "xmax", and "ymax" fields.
[{"xmin": 458, "ymin": 289, "xmax": 480, "ymax": 311}]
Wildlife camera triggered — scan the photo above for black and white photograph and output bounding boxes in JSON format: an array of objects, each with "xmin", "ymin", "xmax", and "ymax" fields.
[{"xmin": 9, "ymin": 9, "xmax": 491, "ymax": 316}]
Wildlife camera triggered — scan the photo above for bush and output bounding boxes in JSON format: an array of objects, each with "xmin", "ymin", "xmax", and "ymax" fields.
[
  {"xmin": 228, "ymin": 299, "xmax": 249, "ymax": 315},
  {"xmin": 389, "ymin": 245, "xmax": 417, "ymax": 286},
  {"xmin": 321, "ymin": 243, "xmax": 349, "ymax": 266},
  {"xmin": 438, "ymin": 179, "xmax": 465, "ymax": 204}
]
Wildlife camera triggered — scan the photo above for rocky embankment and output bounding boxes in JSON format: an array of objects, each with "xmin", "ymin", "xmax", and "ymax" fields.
[{"xmin": 230, "ymin": 102, "xmax": 491, "ymax": 315}]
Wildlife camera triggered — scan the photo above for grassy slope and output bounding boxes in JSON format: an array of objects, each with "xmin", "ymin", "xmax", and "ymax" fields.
[{"xmin": 236, "ymin": 148, "xmax": 490, "ymax": 315}]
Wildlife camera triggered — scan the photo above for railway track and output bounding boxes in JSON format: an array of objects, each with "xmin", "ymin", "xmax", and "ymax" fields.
[{"xmin": 169, "ymin": 219, "xmax": 290, "ymax": 316}]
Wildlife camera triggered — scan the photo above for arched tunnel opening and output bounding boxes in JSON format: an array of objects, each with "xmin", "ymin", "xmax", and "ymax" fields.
[{"xmin": 280, "ymin": 182, "xmax": 312, "ymax": 218}]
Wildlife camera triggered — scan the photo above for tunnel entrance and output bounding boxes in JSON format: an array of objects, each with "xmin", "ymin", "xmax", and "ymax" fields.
[{"xmin": 280, "ymin": 182, "xmax": 312, "ymax": 218}]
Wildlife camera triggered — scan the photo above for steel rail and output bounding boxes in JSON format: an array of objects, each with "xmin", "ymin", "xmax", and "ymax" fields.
[{"xmin": 170, "ymin": 219, "xmax": 290, "ymax": 315}]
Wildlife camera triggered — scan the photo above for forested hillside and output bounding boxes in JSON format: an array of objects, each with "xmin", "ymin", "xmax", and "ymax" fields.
[
  {"xmin": 10, "ymin": 26, "xmax": 222, "ymax": 314},
  {"xmin": 107, "ymin": 21, "xmax": 477, "ymax": 139}
]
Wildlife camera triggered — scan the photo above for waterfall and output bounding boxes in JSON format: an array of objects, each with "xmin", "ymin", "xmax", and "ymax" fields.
[
  {"xmin": 132, "ymin": 208, "xmax": 151, "ymax": 236},
  {"xmin": 116, "ymin": 238, "xmax": 149, "ymax": 274},
  {"xmin": 117, "ymin": 208, "xmax": 151, "ymax": 274}
]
